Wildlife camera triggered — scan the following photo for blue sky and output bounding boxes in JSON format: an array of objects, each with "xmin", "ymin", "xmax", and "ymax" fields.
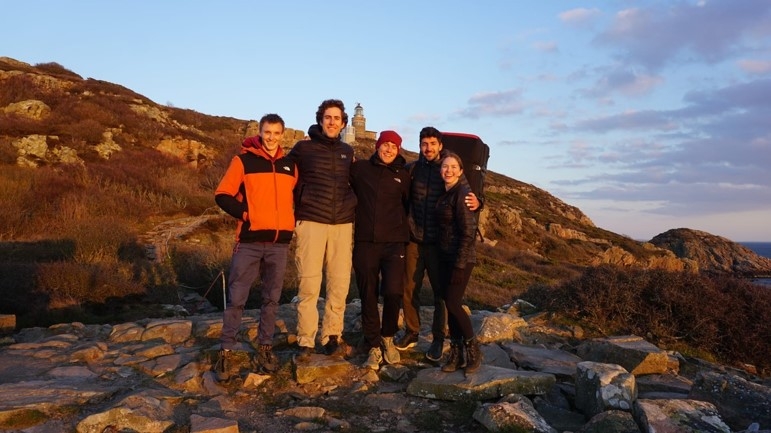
[{"xmin": 3, "ymin": 1, "xmax": 771, "ymax": 241}]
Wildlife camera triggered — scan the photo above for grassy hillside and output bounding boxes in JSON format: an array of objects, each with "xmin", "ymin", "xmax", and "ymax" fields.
[
  {"xmin": 0, "ymin": 58, "xmax": 678, "ymax": 321},
  {"xmin": 3, "ymin": 57, "xmax": 771, "ymax": 376}
]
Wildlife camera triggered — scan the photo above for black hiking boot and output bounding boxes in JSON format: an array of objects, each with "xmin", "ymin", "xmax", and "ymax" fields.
[{"xmin": 324, "ymin": 335, "xmax": 346, "ymax": 358}]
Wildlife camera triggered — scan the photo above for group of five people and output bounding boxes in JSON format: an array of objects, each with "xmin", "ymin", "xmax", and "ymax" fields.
[{"xmin": 214, "ymin": 99, "xmax": 483, "ymax": 380}]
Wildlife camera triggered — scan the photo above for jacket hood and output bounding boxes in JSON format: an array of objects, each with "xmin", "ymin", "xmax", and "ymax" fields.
[
  {"xmin": 242, "ymin": 135, "xmax": 262, "ymax": 149},
  {"xmin": 308, "ymin": 124, "xmax": 340, "ymax": 145},
  {"xmin": 241, "ymin": 135, "xmax": 284, "ymax": 159}
]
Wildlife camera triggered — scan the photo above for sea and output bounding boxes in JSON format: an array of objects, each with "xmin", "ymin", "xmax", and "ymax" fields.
[{"xmin": 740, "ymin": 241, "xmax": 771, "ymax": 287}]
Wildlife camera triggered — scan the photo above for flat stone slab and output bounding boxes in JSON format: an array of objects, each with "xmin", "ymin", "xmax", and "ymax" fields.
[
  {"xmin": 293, "ymin": 354, "xmax": 356, "ymax": 384},
  {"xmin": 576, "ymin": 335, "xmax": 669, "ymax": 376},
  {"xmin": 636, "ymin": 373, "xmax": 692, "ymax": 394},
  {"xmin": 406, "ymin": 365, "xmax": 555, "ymax": 401},
  {"xmin": 501, "ymin": 342, "xmax": 583, "ymax": 378},
  {"xmin": 0, "ymin": 379, "xmax": 120, "ymax": 423}
]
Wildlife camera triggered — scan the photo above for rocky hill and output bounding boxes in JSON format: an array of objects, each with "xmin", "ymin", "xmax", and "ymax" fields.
[
  {"xmin": 651, "ymin": 228, "xmax": 771, "ymax": 276},
  {"xmin": 1, "ymin": 55, "xmax": 770, "ymax": 326}
]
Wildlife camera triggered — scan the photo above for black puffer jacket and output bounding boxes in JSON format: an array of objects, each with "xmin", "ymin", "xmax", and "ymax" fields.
[
  {"xmin": 287, "ymin": 124, "xmax": 357, "ymax": 224},
  {"xmin": 436, "ymin": 181, "xmax": 478, "ymax": 268},
  {"xmin": 350, "ymin": 153, "xmax": 411, "ymax": 243},
  {"xmin": 407, "ymin": 150, "xmax": 478, "ymax": 244}
]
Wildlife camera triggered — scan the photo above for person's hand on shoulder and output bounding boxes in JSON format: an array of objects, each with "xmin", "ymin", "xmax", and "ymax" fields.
[{"xmin": 465, "ymin": 192, "xmax": 479, "ymax": 211}]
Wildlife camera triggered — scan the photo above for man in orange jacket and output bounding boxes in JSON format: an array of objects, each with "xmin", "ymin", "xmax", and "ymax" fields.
[{"xmin": 213, "ymin": 113, "xmax": 298, "ymax": 380}]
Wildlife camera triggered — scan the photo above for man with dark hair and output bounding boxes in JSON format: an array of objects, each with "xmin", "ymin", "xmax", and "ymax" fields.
[
  {"xmin": 397, "ymin": 126, "xmax": 480, "ymax": 362},
  {"xmin": 288, "ymin": 99, "xmax": 357, "ymax": 361},
  {"xmin": 213, "ymin": 113, "xmax": 298, "ymax": 380}
]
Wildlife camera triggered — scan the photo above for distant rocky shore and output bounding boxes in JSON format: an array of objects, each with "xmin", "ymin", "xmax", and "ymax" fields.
[
  {"xmin": 0, "ymin": 295, "xmax": 769, "ymax": 433},
  {"xmin": 651, "ymin": 228, "xmax": 771, "ymax": 278}
]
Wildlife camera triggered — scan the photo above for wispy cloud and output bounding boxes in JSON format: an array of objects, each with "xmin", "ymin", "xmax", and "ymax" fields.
[
  {"xmin": 579, "ymin": 66, "xmax": 664, "ymax": 98},
  {"xmin": 738, "ymin": 59, "xmax": 771, "ymax": 74},
  {"xmin": 533, "ymin": 41, "xmax": 558, "ymax": 53},
  {"xmin": 594, "ymin": 1, "xmax": 771, "ymax": 70},
  {"xmin": 454, "ymin": 89, "xmax": 526, "ymax": 119},
  {"xmin": 559, "ymin": 8, "xmax": 602, "ymax": 28}
]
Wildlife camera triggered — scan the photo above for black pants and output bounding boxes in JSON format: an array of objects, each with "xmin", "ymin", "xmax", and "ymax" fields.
[
  {"xmin": 438, "ymin": 262, "xmax": 475, "ymax": 341},
  {"xmin": 353, "ymin": 241, "xmax": 406, "ymax": 349}
]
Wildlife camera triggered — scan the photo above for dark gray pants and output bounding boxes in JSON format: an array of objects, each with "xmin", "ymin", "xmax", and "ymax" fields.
[
  {"xmin": 220, "ymin": 242, "xmax": 289, "ymax": 349},
  {"xmin": 402, "ymin": 241, "xmax": 447, "ymax": 339}
]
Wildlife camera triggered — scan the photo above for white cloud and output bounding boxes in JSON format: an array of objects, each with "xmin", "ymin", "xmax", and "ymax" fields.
[
  {"xmin": 559, "ymin": 8, "xmax": 602, "ymax": 27},
  {"xmin": 738, "ymin": 59, "xmax": 771, "ymax": 74}
]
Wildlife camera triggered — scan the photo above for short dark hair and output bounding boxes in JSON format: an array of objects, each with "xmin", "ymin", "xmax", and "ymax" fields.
[
  {"xmin": 315, "ymin": 99, "xmax": 348, "ymax": 126},
  {"xmin": 259, "ymin": 113, "xmax": 285, "ymax": 131},
  {"xmin": 419, "ymin": 126, "xmax": 443, "ymax": 143},
  {"xmin": 442, "ymin": 151, "xmax": 464, "ymax": 170}
]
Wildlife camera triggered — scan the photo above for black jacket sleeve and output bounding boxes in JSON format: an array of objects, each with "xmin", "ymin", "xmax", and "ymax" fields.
[
  {"xmin": 454, "ymin": 187, "xmax": 478, "ymax": 269},
  {"xmin": 215, "ymin": 194, "xmax": 246, "ymax": 220}
]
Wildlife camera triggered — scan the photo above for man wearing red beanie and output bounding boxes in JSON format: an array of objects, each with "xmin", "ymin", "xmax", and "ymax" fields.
[{"xmin": 349, "ymin": 130, "xmax": 411, "ymax": 370}]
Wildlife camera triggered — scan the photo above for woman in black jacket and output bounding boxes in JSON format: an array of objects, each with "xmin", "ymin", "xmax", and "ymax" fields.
[{"xmin": 435, "ymin": 152, "xmax": 482, "ymax": 374}]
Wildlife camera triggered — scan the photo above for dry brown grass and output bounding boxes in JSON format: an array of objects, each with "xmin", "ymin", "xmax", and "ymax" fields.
[
  {"xmin": 521, "ymin": 265, "xmax": 771, "ymax": 376},
  {"xmin": 3, "ymin": 58, "xmax": 766, "ymax": 384}
]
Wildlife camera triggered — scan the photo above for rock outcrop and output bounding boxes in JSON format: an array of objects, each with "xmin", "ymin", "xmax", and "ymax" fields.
[
  {"xmin": 651, "ymin": 228, "xmax": 771, "ymax": 276},
  {"xmin": 0, "ymin": 298, "xmax": 768, "ymax": 433}
]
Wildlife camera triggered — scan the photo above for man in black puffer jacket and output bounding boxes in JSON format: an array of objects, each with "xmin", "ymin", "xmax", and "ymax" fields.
[{"xmin": 287, "ymin": 99, "xmax": 357, "ymax": 361}]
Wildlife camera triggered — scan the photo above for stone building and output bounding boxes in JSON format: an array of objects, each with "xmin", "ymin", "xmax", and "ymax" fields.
[{"xmin": 346, "ymin": 102, "xmax": 376, "ymax": 143}]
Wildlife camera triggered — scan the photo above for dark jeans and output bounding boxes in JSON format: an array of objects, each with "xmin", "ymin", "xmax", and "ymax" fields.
[
  {"xmin": 353, "ymin": 241, "xmax": 405, "ymax": 349},
  {"xmin": 438, "ymin": 262, "xmax": 475, "ymax": 341},
  {"xmin": 402, "ymin": 241, "xmax": 447, "ymax": 339},
  {"xmin": 220, "ymin": 242, "xmax": 289, "ymax": 349}
]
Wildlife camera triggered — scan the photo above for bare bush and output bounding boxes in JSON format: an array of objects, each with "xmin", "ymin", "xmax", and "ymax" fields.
[
  {"xmin": 521, "ymin": 265, "xmax": 771, "ymax": 376},
  {"xmin": 0, "ymin": 75, "xmax": 45, "ymax": 104},
  {"xmin": 33, "ymin": 62, "xmax": 82, "ymax": 79}
]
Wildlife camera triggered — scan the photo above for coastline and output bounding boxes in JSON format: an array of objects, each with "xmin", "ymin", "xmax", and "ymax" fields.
[{"xmin": 741, "ymin": 241, "xmax": 771, "ymax": 287}]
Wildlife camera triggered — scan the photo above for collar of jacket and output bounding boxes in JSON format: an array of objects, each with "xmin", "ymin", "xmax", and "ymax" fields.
[
  {"xmin": 308, "ymin": 124, "xmax": 340, "ymax": 146},
  {"xmin": 370, "ymin": 152, "xmax": 406, "ymax": 170},
  {"xmin": 418, "ymin": 149, "xmax": 445, "ymax": 166}
]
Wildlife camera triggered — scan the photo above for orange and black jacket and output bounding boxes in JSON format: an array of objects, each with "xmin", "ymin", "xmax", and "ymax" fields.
[{"xmin": 215, "ymin": 136, "xmax": 298, "ymax": 243}]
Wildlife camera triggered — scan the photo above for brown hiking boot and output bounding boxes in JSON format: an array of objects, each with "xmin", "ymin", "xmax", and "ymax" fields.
[
  {"xmin": 395, "ymin": 331, "xmax": 418, "ymax": 350},
  {"xmin": 464, "ymin": 337, "xmax": 482, "ymax": 374},
  {"xmin": 441, "ymin": 340, "xmax": 466, "ymax": 373},
  {"xmin": 255, "ymin": 344, "xmax": 279, "ymax": 373},
  {"xmin": 214, "ymin": 349, "xmax": 232, "ymax": 382}
]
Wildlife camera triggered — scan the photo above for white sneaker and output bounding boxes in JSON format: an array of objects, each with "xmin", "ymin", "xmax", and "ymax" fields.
[
  {"xmin": 381, "ymin": 336, "xmax": 401, "ymax": 365},
  {"xmin": 364, "ymin": 347, "xmax": 383, "ymax": 370}
]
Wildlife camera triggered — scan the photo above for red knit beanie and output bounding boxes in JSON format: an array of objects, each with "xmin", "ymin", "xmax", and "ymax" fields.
[{"xmin": 376, "ymin": 130, "xmax": 402, "ymax": 149}]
